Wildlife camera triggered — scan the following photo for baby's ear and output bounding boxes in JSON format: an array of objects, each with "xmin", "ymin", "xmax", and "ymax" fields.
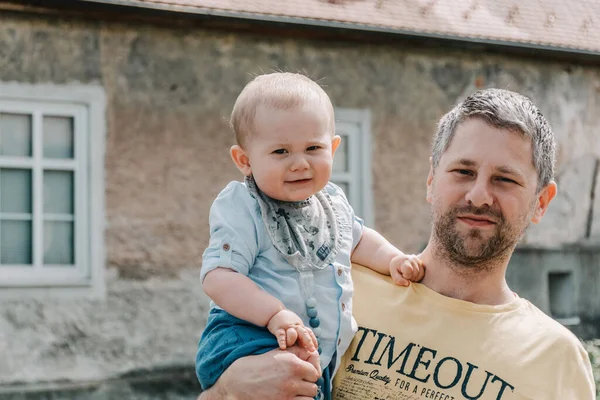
[
  {"xmin": 230, "ymin": 145, "xmax": 252, "ymax": 176},
  {"xmin": 331, "ymin": 135, "xmax": 341, "ymax": 155}
]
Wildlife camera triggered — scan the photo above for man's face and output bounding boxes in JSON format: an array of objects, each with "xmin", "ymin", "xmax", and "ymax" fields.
[{"xmin": 427, "ymin": 118, "xmax": 556, "ymax": 267}]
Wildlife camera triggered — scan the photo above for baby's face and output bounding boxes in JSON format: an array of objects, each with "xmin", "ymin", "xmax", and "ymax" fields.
[{"xmin": 243, "ymin": 103, "xmax": 340, "ymax": 202}]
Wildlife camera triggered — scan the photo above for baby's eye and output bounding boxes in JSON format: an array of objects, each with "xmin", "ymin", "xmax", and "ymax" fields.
[
  {"xmin": 272, "ymin": 149, "xmax": 288, "ymax": 154},
  {"xmin": 306, "ymin": 146, "xmax": 321, "ymax": 151}
]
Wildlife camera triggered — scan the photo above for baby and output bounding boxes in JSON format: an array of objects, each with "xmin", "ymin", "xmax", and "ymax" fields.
[{"xmin": 195, "ymin": 72, "xmax": 423, "ymax": 398}]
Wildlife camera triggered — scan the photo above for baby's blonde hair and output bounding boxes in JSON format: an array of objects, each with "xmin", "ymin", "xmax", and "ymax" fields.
[{"xmin": 230, "ymin": 72, "xmax": 335, "ymax": 147}]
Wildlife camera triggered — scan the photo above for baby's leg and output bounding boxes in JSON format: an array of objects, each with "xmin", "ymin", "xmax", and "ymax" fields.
[{"xmin": 195, "ymin": 309, "xmax": 279, "ymax": 390}]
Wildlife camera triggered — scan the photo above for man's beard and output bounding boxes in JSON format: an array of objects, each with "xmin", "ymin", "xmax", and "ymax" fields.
[{"xmin": 433, "ymin": 204, "xmax": 526, "ymax": 269}]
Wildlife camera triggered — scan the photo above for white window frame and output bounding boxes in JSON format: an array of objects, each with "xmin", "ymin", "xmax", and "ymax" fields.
[
  {"xmin": 0, "ymin": 82, "xmax": 106, "ymax": 298},
  {"xmin": 332, "ymin": 108, "xmax": 374, "ymax": 227}
]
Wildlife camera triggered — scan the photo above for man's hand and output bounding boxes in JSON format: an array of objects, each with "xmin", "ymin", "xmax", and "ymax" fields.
[
  {"xmin": 267, "ymin": 309, "xmax": 319, "ymax": 352},
  {"xmin": 198, "ymin": 346, "xmax": 321, "ymax": 400},
  {"xmin": 390, "ymin": 254, "xmax": 425, "ymax": 286}
]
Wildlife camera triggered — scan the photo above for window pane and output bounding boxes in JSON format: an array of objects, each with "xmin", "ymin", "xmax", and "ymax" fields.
[
  {"xmin": 44, "ymin": 170, "xmax": 74, "ymax": 214},
  {"xmin": 332, "ymin": 135, "xmax": 348, "ymax": 173},
  {"xmin": 43, "ymin": 116, "xmax": 74, "ymax": 159},
  {"xmin": 0, "ymin": 113, "xmax": 32, "ymax": 157},
  {"xmin": 0, "ymin": 169, "xmax": 32, "ymax": 213},
  {"xmin": 44, "ymin": 221, "xmax": 74, "ymax": 265},
  {"xmin": 1, "ymin": 220, "xmax": 32, "ymax": 265}
]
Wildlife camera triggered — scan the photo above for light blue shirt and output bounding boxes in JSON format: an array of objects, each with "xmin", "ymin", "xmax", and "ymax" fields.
[{"xmin": 201, "ymin": 180, "xmax": 364, "ymax": 376}]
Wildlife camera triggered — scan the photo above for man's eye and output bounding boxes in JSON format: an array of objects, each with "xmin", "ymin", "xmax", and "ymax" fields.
[
  {"xmin": 272, "ymin": 149, "xmax": 288, "ymax": 154},
  {"xmin": 497, "ymin": 177, "xmax": 516, "ymax": 184},
  {"xmin": 306, "ymin": 146, "xmax": 321, "ymax": 151},
  {"xmin": 455, "ymin": 169, "xmax": 473, "ymax": 176}
]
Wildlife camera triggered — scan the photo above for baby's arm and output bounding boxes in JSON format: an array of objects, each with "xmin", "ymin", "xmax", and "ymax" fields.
[
  {"xmin": 203, "ymin": 268, "xmax": 318, "ymax": 352},
  {"xmin": 351, "ymin": 227, "xmax": 424, "ymax": 286}
]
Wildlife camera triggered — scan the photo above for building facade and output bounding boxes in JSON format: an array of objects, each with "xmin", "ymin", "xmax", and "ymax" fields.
[{"xmin": 0, "ymin": 0, "xmax": 598, "ymax": 394}]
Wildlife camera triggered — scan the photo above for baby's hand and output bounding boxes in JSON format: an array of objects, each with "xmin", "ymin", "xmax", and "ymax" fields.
[
  {"xmin": 389, "ymin": 254, "xmax": 425, "ymax": 286},
  {"xmin": 267, "ymin": 309, "xmax": 318, "ymax": 352}
]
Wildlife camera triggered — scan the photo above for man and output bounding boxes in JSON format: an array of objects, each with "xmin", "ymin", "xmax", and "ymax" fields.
[{"xmin": 199, "ymin": 89, "xmax": 596, "ymax": 399}]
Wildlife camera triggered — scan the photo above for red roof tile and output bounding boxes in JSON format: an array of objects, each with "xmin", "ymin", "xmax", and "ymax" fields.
[{"xmin": 93, "ymin": 0, "xmax": 600, "ymax": 54}]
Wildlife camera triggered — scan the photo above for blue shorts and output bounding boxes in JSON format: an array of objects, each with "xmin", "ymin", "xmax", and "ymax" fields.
[{"xmin": 196, "ymin": 308, "xmax": 332, "ymax": 399}]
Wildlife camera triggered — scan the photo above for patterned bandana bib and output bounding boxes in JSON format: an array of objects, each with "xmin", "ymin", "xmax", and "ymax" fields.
[{"xmin": 245, "ymin": 176, "xmax": 341, "ymax": 273}]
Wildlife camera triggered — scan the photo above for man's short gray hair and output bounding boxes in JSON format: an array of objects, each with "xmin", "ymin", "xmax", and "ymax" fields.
[{"xmin": 431, "ymin": 88, "xmax": 556, "ymax": 191}]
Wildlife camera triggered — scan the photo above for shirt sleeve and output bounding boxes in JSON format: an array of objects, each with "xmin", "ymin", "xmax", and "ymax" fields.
[
  {"xmin": 200, "ymin": 181, "xmax": 260, "ymax": 282},
  {"xmin": 560, "ymin": 341, "xmax": 596, "ymax": 399},
  {"xmin": 352, "ymin": 215, "xmax": 365, "ymax": 251}
]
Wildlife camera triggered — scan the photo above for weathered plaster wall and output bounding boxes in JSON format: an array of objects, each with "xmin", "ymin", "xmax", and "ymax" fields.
[
  {"xmin": 1, "ymin": 10, "xmax": 600, "ymax": 389},
  {"xmin": 0, "ymin": 268, "xmax": 208, "ymax": 386},
  {"xmin": 507, "ymin": 248, "xmax": 600, "ymax": 339},
  {"xmin": 2, "ymin": 13, "xmax": 600, "ymax": 279}
]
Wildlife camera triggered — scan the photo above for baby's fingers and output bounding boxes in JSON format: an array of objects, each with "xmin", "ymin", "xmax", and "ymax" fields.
[
  {"xmin": 399, "ymin": 262, "xmax": 416, "ymax": 279},
  {"xmin": 286, "ymin": 327, "xmax": 298, "ymax": 348},
  {"xmin": 275, "ymin": 328, "xmax": 288, "ymax": 350},
  {"xmin": 296, "ymin": 327, "xmax": 317, "ymax": 352},
  {"xmin": 402, "ymin": 257, "xmax": 424, "ymax": 282},
  {"xmin": 412, "ymin": 259, "xmax": 425, "ymax": 281},
  {"xmin": 390, "ymin": 265, "xmax": 410, "ymax": 286}
]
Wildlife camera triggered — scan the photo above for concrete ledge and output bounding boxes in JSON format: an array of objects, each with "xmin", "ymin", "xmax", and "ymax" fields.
[{"xmin": 0, "ymin": 365, "xmax": 200, "ymax": 400}]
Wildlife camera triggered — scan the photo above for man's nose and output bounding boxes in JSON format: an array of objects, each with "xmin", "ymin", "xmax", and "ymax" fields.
[
  {"xmin": 290, "ymin": 155, "xmax": 309, "ymax": 171},
  {"xmin": 465, "ymin": 177, "xmax": 494, "ymax": 207}
]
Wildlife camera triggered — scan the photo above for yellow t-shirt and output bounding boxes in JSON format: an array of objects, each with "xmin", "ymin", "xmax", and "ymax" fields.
[{"xmin": 333, "ymin": 265, "xmax": 596, "ymax": 400}]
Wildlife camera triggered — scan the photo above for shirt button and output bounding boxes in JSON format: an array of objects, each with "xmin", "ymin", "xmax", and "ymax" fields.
[
  {"xmin": 338, "ymin": 338, "xmax": 341, "ymax": 345},
  {"xmin": 222, "ymin": 243, "xmax": 230, "ymax": 251},
  {"xmin": 341, "ymin": 303, "xmax": 346, "ymax": 311},
  {"xmin": 337, "ymin": 268, "xmax": 342, "ymax": 276}
]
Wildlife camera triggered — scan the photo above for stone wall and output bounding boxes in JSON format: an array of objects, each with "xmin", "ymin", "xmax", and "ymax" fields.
[
  {"xmin": 507, "ymin": 248, "xmax": 600, "ymax": 339},
  {"xmin": 0, "ymin": 268, "xmax": 208, "ymax": 386},
  {"xmin": 1, "ymin": 12, "xmax": 599, "ymax": 281},
  {"xmin": 1, "ymin": 8, "xmax": 599, "ymax": 389}
]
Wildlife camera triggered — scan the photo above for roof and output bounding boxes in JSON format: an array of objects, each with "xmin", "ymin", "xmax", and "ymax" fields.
[{"xmin": 84, "ymin": 0, "xmax": 600, "ymax": 55}]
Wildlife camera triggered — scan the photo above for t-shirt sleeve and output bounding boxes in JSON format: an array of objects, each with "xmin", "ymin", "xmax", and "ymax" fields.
[
  {"xmin": 200, "ymin": 182, "xmax": 260, "ymax": 282},
  {"xmin": 560, "ymin": 341, "xmax": 596, "ymax": 399}
]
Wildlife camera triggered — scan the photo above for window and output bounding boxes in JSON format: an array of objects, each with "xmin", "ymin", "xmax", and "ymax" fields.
[
  {"xmin": 548, "ymin": 271, "xmax": 579, "ymax": 326},
  {"xmin": 0, "ymin": 82, "xmax": 105, "ymax": 297},
  {"xmin": 331, "ymin": 108, "xmax": 373, "ymax": 227}
]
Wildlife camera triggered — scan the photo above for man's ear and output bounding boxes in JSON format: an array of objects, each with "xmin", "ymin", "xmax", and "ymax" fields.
[
  {"xmin": 426, "ymin": 158, "xmax": 434, "ymax": 204},
  {"xmin": 531, "ymin": 181, "xmax": 557, "ymax": 224},
  {"xmin": 230, "ymin": 145, "xmax": 252, "ymax": 176},
  {"xmin": 331, "ymin": 135, "xmax": 341, "ymax": 155}
]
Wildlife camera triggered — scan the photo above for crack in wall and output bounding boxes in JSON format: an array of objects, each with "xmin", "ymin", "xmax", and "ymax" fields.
[{"xmin": 585, "ymin": 158, "xmax": 600, "ymax": 239}]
